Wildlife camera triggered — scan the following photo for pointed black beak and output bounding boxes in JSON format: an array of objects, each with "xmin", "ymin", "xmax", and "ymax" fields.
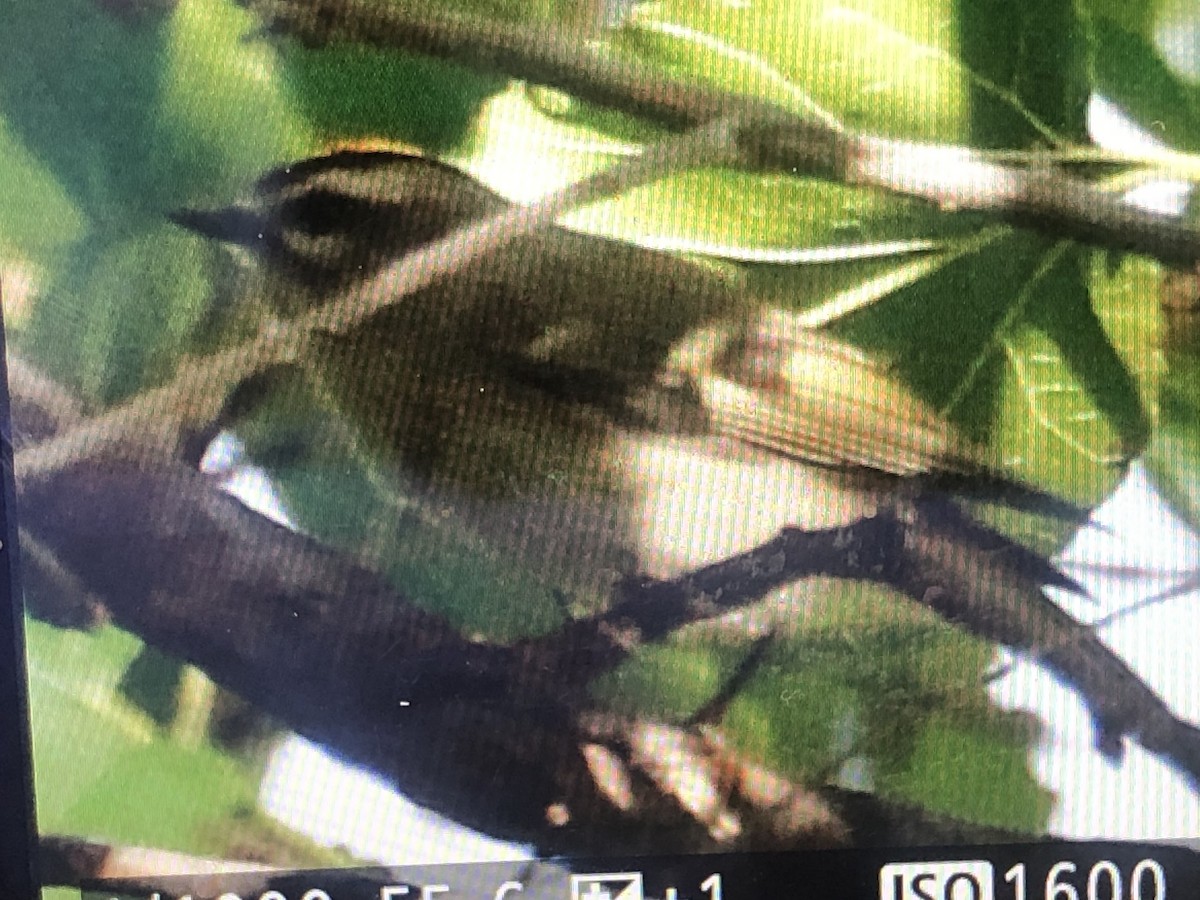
[{"xmin": 169, "ymin": 206, "xmax": 267, "ymax": 250}]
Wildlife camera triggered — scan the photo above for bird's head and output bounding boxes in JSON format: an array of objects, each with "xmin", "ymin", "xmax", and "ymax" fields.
[{"xmin": 170, "ymin": 149, "xmax": 511, "ymax": 305}]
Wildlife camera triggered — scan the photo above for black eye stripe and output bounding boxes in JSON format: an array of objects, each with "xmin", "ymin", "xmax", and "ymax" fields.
[
  {"xmin": 275, "ymin": 188, "xmax": 498, "ymax": 252},
  {"xmin": 188, "ymin": 151, "xmax": 521, "ymax": 291},
  {"xmin": 278, "ymin": 189, "xmax": 383, "ymax": 238}
]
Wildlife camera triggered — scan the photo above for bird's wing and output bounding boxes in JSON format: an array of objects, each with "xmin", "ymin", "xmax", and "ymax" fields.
[
  {"xmin": 691, "ymin": 321, "xmax": 969, "ymax": 478},
  {"xmin": 694, "ymin": 372, "xmax": 960, "ymax": 477},
  {"xmin": 691, "ymin": 318, "xmax": 1092, "ymax": 522}
]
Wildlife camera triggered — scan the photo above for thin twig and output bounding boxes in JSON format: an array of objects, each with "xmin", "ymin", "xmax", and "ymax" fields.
[{"xmin": 14, "ymin": 326, "xmax": 306, "ymax": 484}]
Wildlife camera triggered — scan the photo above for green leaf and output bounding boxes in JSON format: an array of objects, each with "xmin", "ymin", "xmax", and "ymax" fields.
[
  {"xmin": 1147, "ymin": 351, "xmax": 1200, "ymax": 529},
  {"xmin": 958, "ymin": 0, "xmax": 1091, "ymax": 147},
  {"xmin": 25, "ymin": 620, "xmax": 251, "ymax": 844},
  {"xmin": 0, "ymin": 0, "xmax": 168, "ymax": 216},
  {"xmin": 1089, "ymin": 16, "xmax": 1200, "ymax": 153},
  {"xmin": 2, "ymin": 0, "xmax": 319, "ymax": 402},
  {"xmin": 591, "ymin": 643, "xmax": 729, "ymax": 721},
  {"xmin": 0, "ymin": 117, "xmax": 87, "ymax": 262},
  {"xmin": 466, "ymin": 0, "xmax": 991, "ymax": 259},
  {"xmin": 819, "ymin": 235, "xmax": 1139, "ymax": 513},
  {"xmin": 658, "ymin": 0, "xmax": 970, "ymax": 140},
  {"xmin": 273, "ymin": 40, "xmax": 503, "ymax": 154},
  {"xmin": 879, "ymin": 711, "xmax": 1053, "ymax": 832},
  {"xmin": 998, "ymin": 247, "xmax": 1150, "ymax": 492},
  {"xmin": 726, "ymin": 661, "xmax": 862, "ymax": 776},
  {"xmin": 159, "ymin": 0, "xmax": 317, "ymax": 199},
  {"xmin": 26, "ymin": 618, "xmax": 353, "ymax": 864},
  {"xmin": 0, "ymin": 0, "xmax": 312, "ymax": 219},
  {"xmin": 21, "ymin": 225, "xmax": 213, "ymax": 404},
  {"xmin": 1083, "ymin": 0, "xmax": 1172, "ymax": 37}
]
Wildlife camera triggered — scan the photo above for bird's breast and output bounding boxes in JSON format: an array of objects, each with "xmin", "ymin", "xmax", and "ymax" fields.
[
  {"xmin": 611, "ymin": 430, "xmax": 883, "ymax": 580},
  {"xmin": 404, "ymin": 426, "xmax": 883, "ymax": 614}
]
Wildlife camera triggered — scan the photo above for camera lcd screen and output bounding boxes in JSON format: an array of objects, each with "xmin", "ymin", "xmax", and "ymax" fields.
[{"xmin": 1, "ymin": 1, "xmax": 1199, "ymax": 899}]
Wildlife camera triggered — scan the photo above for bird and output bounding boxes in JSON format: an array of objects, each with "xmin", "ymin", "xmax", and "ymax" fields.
[{"xmin": 171, "ymin": 146, "xmax": 1090, "ymax": 655}]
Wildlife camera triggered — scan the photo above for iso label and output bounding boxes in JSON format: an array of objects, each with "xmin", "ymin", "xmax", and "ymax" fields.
[{"xmin": 880, "ymin": 860, "xmax": 995, "ymax": 900}]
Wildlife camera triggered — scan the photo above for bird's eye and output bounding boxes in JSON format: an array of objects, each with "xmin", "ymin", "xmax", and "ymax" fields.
[{"xmin": 283, "ymin": 189, "xmax": 367, "ymax": 238}]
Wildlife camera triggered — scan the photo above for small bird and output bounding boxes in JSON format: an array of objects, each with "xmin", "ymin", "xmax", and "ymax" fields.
[{"xmin": 172, "ymin": 148, "xmax": 1086, "ymax": 636}]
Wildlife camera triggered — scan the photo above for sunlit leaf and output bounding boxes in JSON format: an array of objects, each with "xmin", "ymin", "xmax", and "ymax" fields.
[
  {"xmin": 878, "ymin": 711, "xmax": 1054, "ymax": 832},
  {"xmin": 0, "ymin": 117, "xmax": 87, "ymax": 262},
  {"xmin": 1147, "ymin": 352, "xmax": 1200, "ymax": 530},
  {"xmin": 25, "ymin": 620, "xmax": 249, "ymax": 843},
  {"xmin": 161, "ymin": 0, "xmax": 317, "ymax": 197}
]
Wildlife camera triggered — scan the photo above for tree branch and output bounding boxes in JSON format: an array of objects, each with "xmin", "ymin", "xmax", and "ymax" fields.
[
  {"xmin": 242, "ymin": 0, "xmax": 788, "ymax": 129},
  {"xmin": 38, "ymin": 835, "xmax": 275, "ymax": 895},
  {"xmin": 242, "ymin": 0, "xmax": 1200, "ymax": 266},
  {"xmin": 14, "ymin": 360, "xmax": 1200, "ymax": 823},
  {"xmin": 15, "ymin": 364, "xmax": 1037, "ymax": 853},
  {"xmin": 21, "ymin": 449, "xmax": 1034, "ymax": 853}
]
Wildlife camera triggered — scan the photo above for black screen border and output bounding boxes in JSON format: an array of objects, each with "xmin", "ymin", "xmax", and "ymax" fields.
[{"xmin": 0, "ymin": 312, "xmax": 41, "ymax": 900}]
